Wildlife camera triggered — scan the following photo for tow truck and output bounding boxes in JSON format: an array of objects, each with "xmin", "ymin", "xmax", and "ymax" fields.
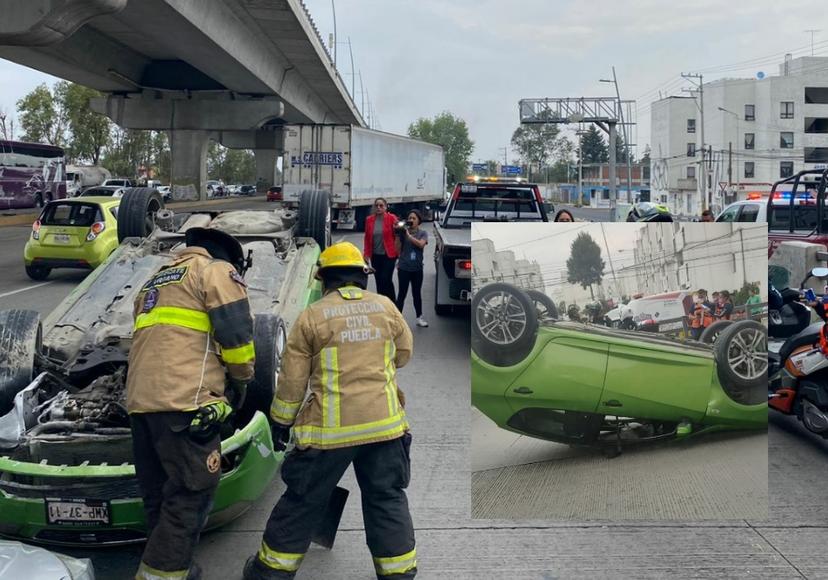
[
  {"xmin": 433, "ymin": 176, "xmax": 550, "ymax": 315},
  {"xmin": 768, "ymin": 169, "xmax": 828, "ymax": 256}
]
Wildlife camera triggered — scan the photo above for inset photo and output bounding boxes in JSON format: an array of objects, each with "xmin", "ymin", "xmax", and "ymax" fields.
[{"xmin": 471, "ymin": 222, "xmax": 768, "ymax": 521}]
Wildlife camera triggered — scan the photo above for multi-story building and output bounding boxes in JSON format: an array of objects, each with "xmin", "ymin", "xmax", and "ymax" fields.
[
  {"xmin": 632, "ymin": 223, "xmax": 766, "ymax": 297},
  {"xmin": 471, "ymin": 238, "xmax": 545, "ymax": 293},
  {"xmin": 650, "ymin": 56, "xmax": 828, "ymax": 216}
]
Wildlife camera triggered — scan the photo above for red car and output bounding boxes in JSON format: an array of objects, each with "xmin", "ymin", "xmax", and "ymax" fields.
[{"xmin": 267, "ymin": 186, "xmax": 283, "ymax": 202}]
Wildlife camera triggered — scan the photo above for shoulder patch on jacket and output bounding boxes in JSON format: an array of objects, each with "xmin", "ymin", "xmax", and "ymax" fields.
[{"xmin": 142, "ymin": 265, "xmax": 189, "ymax": 291}]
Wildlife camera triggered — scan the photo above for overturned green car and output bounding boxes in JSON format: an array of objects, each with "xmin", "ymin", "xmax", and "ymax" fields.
[
  {"xmin": 471, "ymin": 283, "xmax": 767, "ymax": 452},
  {"xmin": 0, "ymin": 188, "xmax": 330, "ymax": 545}
]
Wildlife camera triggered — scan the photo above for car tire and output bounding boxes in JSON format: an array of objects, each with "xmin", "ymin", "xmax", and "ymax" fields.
[
  {"xmin": 117, "ymin": 188, "xmax": 164, "ymax": 243},
  {"xmin": 472, "ymin": 283, "xmax": 538, "ymax": 367},
  {"xmin": 0, "ymin": 309, "xmax": 42, "ymax": 414},
  {"xmin": 238, "ymin": 313, "xmax": 288, "ymax": 426},
  {"xmin": 25, "ymin": 264, "xmax": 51, "ymax": 281},
  {"xmin": 714, "ymin": 320, "xmax": 767, "ymax": 403},
  {"xmin": 525, "ymin": 289, "xmax": 558, "ymax": 319},
  {"xmin": 699, "ymin": 320, "xmax": 735, "ymax": 344},
  {"xmin": 297, "ymin": 190, "xmax": 331, "ymax": 250},
  {"xmin": 34, "ymin": 193, "xmax": 44, "ymax": 208}
]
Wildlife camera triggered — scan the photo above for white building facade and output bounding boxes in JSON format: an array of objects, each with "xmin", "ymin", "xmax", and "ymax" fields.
[
  {"xmin": 471, "ymin": 238, "xmax": 545, "ymax": 293},
  {"xmin": 650, "ymin": 56, "xmax": 828, "ymax": 217}
]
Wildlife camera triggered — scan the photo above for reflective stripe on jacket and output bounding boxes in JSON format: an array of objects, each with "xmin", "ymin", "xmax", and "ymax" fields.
[
  {"xmin": 126, "ymin": 247, "xmax": 255, "ymax": 413},
  {"xmin": 270, "ymin": 285, "xmax": 413, "ymax": 449}
]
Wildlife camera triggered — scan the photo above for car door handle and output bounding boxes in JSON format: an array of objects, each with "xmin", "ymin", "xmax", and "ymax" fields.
[
  {"xmin": 513, "ymin": 386, "xmax": 533, "ymax": 395},
  {"xmin": 603, "ymin": 399, "xmax": 623, "ymax": 407}
]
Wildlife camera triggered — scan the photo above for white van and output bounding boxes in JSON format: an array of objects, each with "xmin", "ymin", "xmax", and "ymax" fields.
[{"xmin": 605, "ymin": 291, "xmax": 694, "ymax": 332}]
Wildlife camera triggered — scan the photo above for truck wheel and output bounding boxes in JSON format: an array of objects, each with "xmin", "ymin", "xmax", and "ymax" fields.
[
  {"xmin": 472, "ymin": 283, "xmax": 538, "ymax": 367},
  {"xmin": 714, "ymin": 320, "xmax": 767, "ymax": 403},
  {"xmin": 699, "ymin": 320, "xmax": 734, "ymax": 344},
  {"xmin": 525, "ymin": 289, "xmax": 558, "ymax": 319},
  {"xmin": 355, "ymin": 206, "xmax": 369, "ymax": 232},
  {"xmin": 238, "ymin": 314, "xmax": 288, "ymax": 426},
  {"xmin": 0, "ymin": 310, "xmax": 41, "ymax": 415},
  {"xmin": 117, "ymin": 188, "xmax": 164, "ymax": 243},
  {"xmin": 298, "ymin": 190, "xmax": 331, "ymax": 250}
]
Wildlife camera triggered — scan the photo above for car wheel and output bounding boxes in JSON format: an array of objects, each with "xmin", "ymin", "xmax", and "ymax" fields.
[
  {"xmin": 525, "ymin": 289, "xmax": 558, "ymax": 319},
  {"xmin": 699, "ymin": 320, "xmax": 734, "ymax": 344},
  {"xmin": 0, "ymin": 310, "xmax": 41, "ymax": 414},
  {"xmin": 297, "ymin": 190, "xmax": 331, "ymax": 250},
  {"xmin": 25, "ymin": 264, "xmax": 51, "ymax": 280},
  {"xmin": 237, "ymin": 313, "xmax": 288, "ymax": 427},
  {"xmin": 472, "ymin": 283, "xmax": 538, "ymax": 367},
  {"xmin": 714, "ymin": 320, "xmax": 767, "ymax": 404},
  {"xmin": 117, "ymin": 188, "xmax": 164, "ymax": 243},
  {"xmin": 34, "ymin": 193, "xmax": 43, "ymax": 208}
]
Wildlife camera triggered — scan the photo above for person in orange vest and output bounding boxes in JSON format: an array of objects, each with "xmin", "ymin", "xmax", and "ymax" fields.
[{"xmin": 688, "ymin": 289, "xmax": 714, "ymax": 340}]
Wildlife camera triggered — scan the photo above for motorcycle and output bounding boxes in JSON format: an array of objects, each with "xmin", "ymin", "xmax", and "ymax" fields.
[{"xmin": 769, "ymin": 267, "xmax": 828, "ymax": 436}]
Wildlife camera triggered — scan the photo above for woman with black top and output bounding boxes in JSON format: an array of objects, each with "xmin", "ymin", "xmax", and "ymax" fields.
[{"xmin": 395, "ymin": 210, "xmax": 429, "ymax": 327}]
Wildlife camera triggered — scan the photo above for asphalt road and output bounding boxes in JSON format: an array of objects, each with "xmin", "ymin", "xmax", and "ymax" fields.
[
  {"xmin": 1, "ymin": 208, "xmax": 825, "ymax": 578},
  {"xmin": 471, "ymin": 408, "xmax": 768, "ymax": 520}
]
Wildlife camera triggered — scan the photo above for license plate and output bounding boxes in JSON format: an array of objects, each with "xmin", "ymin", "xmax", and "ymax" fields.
[
  {"xmin": 53, "ymin": 234, "xmax": 71, "ymax": 244},
  {"xmin": 46, "ymin": 498, "xmax": 111, "ymax": 525}
]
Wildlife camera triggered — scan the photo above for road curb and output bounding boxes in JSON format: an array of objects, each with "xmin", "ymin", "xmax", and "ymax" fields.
[{"xmin": 0, "ymin": 197, "xmax": 257, "ymax": 228}]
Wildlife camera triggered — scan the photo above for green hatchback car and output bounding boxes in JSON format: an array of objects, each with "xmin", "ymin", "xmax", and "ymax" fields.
[
  {"xmin": 23, "ymin": 197, "xmax": 121, "ymax": 280},
  {"xmin": 0, "ymin": 188, "xmax": 331, "ymax": 545},
  {"xmin": 472, "ymin": 283, "xmax": 767, "ymax": 451}
]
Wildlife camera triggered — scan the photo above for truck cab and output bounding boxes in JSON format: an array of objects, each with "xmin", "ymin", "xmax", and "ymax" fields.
[
  {"xmin": 768, "ymin": 169, "xmax": 828, "ymax": 256},
  {"xmin": 433, "ymin": 177, "xmax": 550, "ymax": 315}
]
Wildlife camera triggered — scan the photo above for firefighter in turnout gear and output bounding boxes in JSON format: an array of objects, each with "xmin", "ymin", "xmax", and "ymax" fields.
[
  {"xmin": 243, "ymin": 241, "xmax": 417, "ymax": 580},
  {"xmin": 128, "ymin": 227, "xmax": 255, "ymax": 580}
]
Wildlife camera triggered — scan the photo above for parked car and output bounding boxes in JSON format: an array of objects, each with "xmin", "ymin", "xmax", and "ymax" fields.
[
  {"xmin": 226, "ymin": 184, "xmax": 238, "ymax": 195},
  {"xmin": 101, "ymin": 178, "xmax": 136, "ymax": 188},
  {"xmin": 471, "ymin": 284, "xmax": 767, "ymax": 454},
  {"xmin": 23, "ymin": 197, "xmax": 121, "ymax": 280},
  {"xmin": 156, "ymin": 185, "xmax": 172, "ymax": 202},
  {"xmin": 716, "ymin": 199, "xmax": 767, "ymax": 223},
  {"xmin": 0, "ymin": 189, "xmax": 331, "ymax": 545},
  {"xmin": 77, "ymin": 185, "xmax": 126, "ymax": 198},
  {"xmin": 267, "ymin": 186, "xmax": 283, "ymax": 202},
  {"xmin": 206, "ymin": 180, "xmax": 225, "ymax": 198},
  {"xmin": 238, "ymin": 184, "xmax": 257, "ymax": 196}
]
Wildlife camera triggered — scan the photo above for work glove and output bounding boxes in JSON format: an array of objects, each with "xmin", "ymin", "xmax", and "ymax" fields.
[
  {"xmin": 270, "ymin": 422, "xmax": 292, "ymax": 452},
  {"xmin": 189, "ymin": 401, "xmax": 233, "ymax": 444},
  {"xmin": 226, "ymin": 377, "xmax": 248, "ymax": 409}
]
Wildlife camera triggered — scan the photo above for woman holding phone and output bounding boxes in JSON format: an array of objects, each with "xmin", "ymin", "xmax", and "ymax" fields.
[{"xmin": 395, "ymin": 210, "xmax": 429, "ymax": 327}]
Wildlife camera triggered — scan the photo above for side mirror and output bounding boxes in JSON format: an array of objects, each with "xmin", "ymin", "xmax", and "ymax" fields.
[{"xmin": 812, "ymin": 267, "xmax": 828, "ymax": 279}]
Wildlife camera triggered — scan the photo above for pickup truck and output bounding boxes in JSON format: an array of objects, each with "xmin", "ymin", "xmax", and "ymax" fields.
[{"xmin": 433, "ymin": 178, "xmax": 550, "ymax": 315}]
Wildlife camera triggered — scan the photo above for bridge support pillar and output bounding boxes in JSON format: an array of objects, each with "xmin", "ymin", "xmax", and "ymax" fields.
[
  {"xmin": 254, "ymin": 149, "xmax": 279, "ymax": 192},
  {"xmin": 90, "ymin": 95, "xmax": 285, "ymax": 201},
  {"xmin": 169, "ymin": 130, "xmax": 210, "ymax": 201}
]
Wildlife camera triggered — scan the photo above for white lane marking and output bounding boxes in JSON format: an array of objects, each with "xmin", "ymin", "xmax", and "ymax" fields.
[{"xmin": 0, "ymin": 281, "xmax": 53, "ymax": 299}]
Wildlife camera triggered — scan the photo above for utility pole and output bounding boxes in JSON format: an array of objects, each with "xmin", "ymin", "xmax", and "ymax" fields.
[
  {"xmin": 330, "ymin": 0, "xmax": 337, "ymax": 67},
  {"xmin": 347, "ymin": 38, "xmax": 355, "ymax": 98},
  {"xmin": 805, "ymin": 29, "xmax": 821, "ymax": 55},
  {"xmin": 500, "ymin": 146, "xmax": 508, "ymax": 166},
  {"xmin": 728, "ymin": 141, "xmax": 732, "ymax": 189},
  {"xmin": 358, "ymin": 71, "xmax": 365, "ymax": 117},
  {"xmin": 682, "ymin": 72, "xmax": 706, "ymax": 213},
  {"xmin": 600, "ymin": 223, "xmax": 619, "ymax": 295},
  {"xmin": 601, "ymin": 67, "xmax": 633, "ymax": 203}
]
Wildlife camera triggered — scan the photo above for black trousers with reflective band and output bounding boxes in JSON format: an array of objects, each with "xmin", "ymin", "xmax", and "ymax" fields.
[
  {"xmin": 260, "ymin": 434, "xmax": 416, "ymax": 579},
  {"xmin": 131, "ymin": 412, "xmax": 221, "ymax": 573},
  {"xmin": 371, "ymin": 254, "xmax": 397, "ymax": 303}
]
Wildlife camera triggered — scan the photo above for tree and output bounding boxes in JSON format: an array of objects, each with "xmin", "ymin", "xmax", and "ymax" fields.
[
  {"xmin": 58, "ymin": 82, "xmax": 111, "ymax": 164},
  {"xmin": 17, "ymin": 83, "xmax": 66, "ymax": 146},
  {"xmin": 0, "ymin": 109, "xmax": 14, "ymax": 141},
  {"xmin": 207, "ymin": 142, "xmax": 256, "ymax": 184},
  {"xmin": 614, "ymin": 132, "xmax": 634, "ymax": 164},
  {"xmin": 566, "ymin": 232, "xmax": 605, "ymax": 299},
  {"xmin": 578, "ymin": 126, "xmax": 608, "ymax": 164},
  {"xmin": 408, "ymin": 112, "xmax": 473, "ymax": 186},
  {"xmin": 511, "ymin": 123, "xmax": 560, "ymax": 169}
]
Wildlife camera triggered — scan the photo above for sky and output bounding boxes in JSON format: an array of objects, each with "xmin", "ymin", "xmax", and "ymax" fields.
[
  {"xmin": 472, "ymin": 222, "xmax": 645, "ymax": 283},
  {"xmin": 1, "ymin": 0, "xmax": 826, "ymax": 162}
]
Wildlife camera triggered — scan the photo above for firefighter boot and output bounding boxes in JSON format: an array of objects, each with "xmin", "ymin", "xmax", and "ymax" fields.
[{"xmin": 243, "ymin": 555, "xmax": 295, "ymax": 580}]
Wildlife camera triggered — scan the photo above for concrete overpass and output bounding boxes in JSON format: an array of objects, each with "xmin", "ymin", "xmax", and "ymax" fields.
[{"xmin": 0, "ymin": 0, "xmax": 365, "ymax": 198}]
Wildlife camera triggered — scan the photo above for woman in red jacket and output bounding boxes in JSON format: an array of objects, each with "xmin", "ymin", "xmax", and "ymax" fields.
[{"xmin": 363, "ymin": 197, "xmax": 400, "ymax": 301}]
